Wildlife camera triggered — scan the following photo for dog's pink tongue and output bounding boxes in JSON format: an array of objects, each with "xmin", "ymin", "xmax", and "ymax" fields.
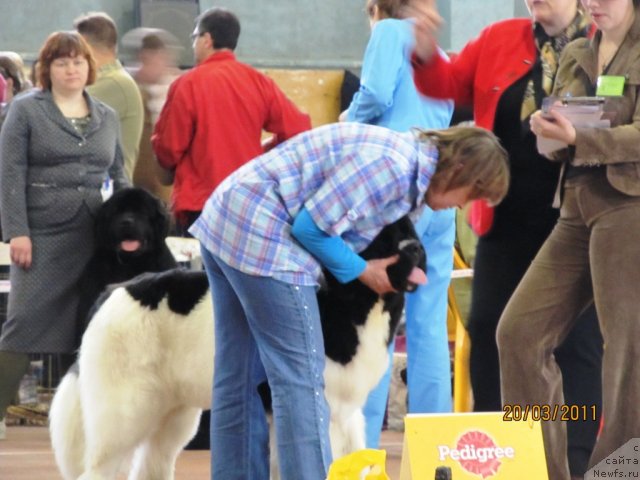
[
  {"xmin": 120, "ymin": 240, "xmax": 141, "ymax": 252},
  {"xmin": 408, "ymin": 267, "xmax": 427, "ymax": 285}
]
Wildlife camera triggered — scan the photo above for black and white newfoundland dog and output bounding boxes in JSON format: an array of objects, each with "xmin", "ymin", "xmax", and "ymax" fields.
[
  {"xmin": 49, "ymin": 216, "xmax": 426, "ymax": 480},
  {"xmin": 75, "ymin": 187, "xmax": 177, "ymax": 338}
]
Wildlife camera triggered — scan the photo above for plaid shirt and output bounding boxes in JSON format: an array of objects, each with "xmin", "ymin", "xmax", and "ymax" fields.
[{"xmin": 190, "ymin": 122, "xmax": 437, "ymax": 286}]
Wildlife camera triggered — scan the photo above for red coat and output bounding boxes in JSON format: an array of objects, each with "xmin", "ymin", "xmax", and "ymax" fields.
[
  {"xmin": 412, "ymin": 18, "xmax": 536, "ymax": 131},
  {"xmin": 152, "ymin": 51, "xmax": 311, "ymax": 214},
  {"xmin": 412, "ymin": 19, "xmax": 537, "ymax": 234},
  {"xmin": 412, "ymin": 19, "xmax": 595, "ymax": 235}
]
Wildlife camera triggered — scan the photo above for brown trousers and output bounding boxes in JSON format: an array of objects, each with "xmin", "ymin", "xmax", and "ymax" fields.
[{"xmin": 497, "ymin": 168, "xmax": 640, "ymax": 480}]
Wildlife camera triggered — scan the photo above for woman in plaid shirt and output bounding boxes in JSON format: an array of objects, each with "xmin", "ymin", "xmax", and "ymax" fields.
[{"xmin": 190, "ymin": 122, "xmax": 508, "ymax": 480}]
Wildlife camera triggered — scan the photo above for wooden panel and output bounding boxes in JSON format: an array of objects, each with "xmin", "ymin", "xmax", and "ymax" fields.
[{"xmin": 262, "ymin": 69, "xmax": 345, "ymax": 127}]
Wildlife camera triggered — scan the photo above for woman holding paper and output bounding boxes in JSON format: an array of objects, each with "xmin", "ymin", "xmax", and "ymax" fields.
[
  {"xmin": 500, "ymin": 0, "xmax": 640, "ymax": 478},
  {"xmin": 407, "ymin": 1, "xmax": 602, "ymax": 477}
]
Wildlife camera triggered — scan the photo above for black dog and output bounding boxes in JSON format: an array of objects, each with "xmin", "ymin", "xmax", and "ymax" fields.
[
  {"xmin": 262, "ymin": 214, "xmax": 426, "ymax": 466},
  {"xmin": 319, "ymin": 215, "xmax": 426, "ymax": 366},
  {"xmin": 76, "ymin": 188, "xmax": 177, "ymax": 338}
]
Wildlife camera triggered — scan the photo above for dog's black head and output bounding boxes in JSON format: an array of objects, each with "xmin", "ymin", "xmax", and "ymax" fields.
[
  {"xmin": 360, "ymin": 215, "xmax": 427, "ymax": 293},
  {"xmin": 94, "ymin": 187, "xmax": 171, "ymax": 259},
  {"xmin": 319, "ymin": 215, "xmax": 427, "ymax": 365},
  {"xmin": 76, "ymin": 188, "xmax": 177, "ymax": 346}
]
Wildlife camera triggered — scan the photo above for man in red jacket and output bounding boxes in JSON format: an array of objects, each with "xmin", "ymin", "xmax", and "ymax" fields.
[{"xmin": 152, "ymin": 7, "xmax": 311, "ymax": 233}]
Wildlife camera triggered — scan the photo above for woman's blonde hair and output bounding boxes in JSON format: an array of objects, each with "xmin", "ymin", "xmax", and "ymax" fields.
[{"xmin": 416, "ymin": 126, "xmax": 510, "ymax": 206}]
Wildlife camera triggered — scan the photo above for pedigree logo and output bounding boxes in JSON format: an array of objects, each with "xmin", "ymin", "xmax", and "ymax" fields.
[{"xmin": 437, "ymin": 430, "xmax": 515, "ymax": 478}]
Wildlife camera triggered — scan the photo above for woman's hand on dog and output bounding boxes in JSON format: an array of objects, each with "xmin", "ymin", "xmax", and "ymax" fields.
[
  {"xmin": 358, "ymin": 255, "xmax": 400, "ymax": 295},
  {"xmin": 10, "ymin": 236, "xmax": 32, "ymax": 269}
]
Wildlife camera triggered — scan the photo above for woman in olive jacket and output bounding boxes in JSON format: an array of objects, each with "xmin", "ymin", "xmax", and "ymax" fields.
[
  {"xmin": 505, "ymin": 0, "xmax": 640, "ymax": 478},
  {"xmin": 407, "ymin": 1, "xmax": 602, "ymax": 476}
]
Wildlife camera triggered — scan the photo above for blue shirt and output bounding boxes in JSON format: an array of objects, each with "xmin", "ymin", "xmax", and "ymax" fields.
[
  {"xmin": 346, "ymin": 18, "xmax": 453, "ymax": 131},
  {"xmin": 291, "ymin": 207, "xmax": 367, "ymax": 283},
  {"xmin": 190, "ymin": 122, "xmax": 438, "ymax": 286}
]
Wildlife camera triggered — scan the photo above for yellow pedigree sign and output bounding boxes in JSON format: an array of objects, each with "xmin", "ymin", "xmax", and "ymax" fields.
[{"xmin": 399, "ymin": 412, "xmax": 548, "ymax": 479}]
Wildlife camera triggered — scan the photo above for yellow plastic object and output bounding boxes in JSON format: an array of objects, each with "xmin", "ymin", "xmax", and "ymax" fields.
[
  {"xmin": 450, "ymin": 247, "xmax": 473, "ymax": 413},
  {"xmin": 327, "ymin": 449, "xmax": 391, "ymax": 480},
  {"xmin": 452, "ymin": 244, "xmax": 468, "ymax": 271},
  {"xmin": 452, "ymin": 307, "xmax": 472, "ymax": 412}
]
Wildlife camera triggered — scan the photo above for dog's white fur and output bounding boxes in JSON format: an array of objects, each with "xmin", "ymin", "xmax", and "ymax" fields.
[
  {"xmin": 50, "ymin": 287, "xmax": 214, "ymax": 480},
  {"xmin": 50, "ymin": 284, "xmax": 394, "ymax": 479},
  {"xmin": 323, "ymin": 301, "xmax": 391, "ymax": 457}
]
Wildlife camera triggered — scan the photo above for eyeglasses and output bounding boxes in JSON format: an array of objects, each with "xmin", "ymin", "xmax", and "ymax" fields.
[{"xmin": 190, "ymin": 31, "xmax": 204, "ymax": 41}]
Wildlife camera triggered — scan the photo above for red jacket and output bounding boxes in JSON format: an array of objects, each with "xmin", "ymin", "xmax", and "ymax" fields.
[
  {"xmin": 412, "ymin": 19, "xmax": 538, "ymax": 235},
  {"xmin": 152, "ymin": 51, "xmax": 311, "ymax": 213},
  {"xmin": 413, "ymin": 18, "xmax": 536, "ymax": 131}
]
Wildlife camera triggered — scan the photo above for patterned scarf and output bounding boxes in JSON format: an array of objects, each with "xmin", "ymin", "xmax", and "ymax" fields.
[{"xmin": 520, "ymin": 12, "xmax": 591, "ymax": 120}]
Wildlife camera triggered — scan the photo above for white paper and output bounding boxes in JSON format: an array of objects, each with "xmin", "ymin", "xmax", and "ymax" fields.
[{"xmin": 536, "ymin": 102, "xmax": 610, "ymax": 155}]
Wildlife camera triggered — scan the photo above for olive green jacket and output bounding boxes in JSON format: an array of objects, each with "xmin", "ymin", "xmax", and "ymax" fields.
[{"xmin": 551, "ymin": 7, "xmax": 640, "ymax": 201}]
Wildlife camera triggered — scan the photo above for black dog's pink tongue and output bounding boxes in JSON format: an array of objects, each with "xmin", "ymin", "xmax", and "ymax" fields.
[
  {"xmin": 120, "ymin": 240, "xmax": 141, "ymax": 252},
  {"xmin": 408, "ymin": 267, "xmax": 427, "ymax": 285}
]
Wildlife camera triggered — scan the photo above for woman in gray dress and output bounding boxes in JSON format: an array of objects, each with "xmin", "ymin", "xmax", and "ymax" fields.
[{"xmin": 0, "ymin": 31, "xmax": 128, "ymax": 436}]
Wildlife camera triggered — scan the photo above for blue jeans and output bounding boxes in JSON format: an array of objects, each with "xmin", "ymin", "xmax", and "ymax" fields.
[
  {"xmin": 363, "ymin": 207, "xmax": 455, "ymax": 447},
  {"xmin": 201, "ymin": 248, "xmax": 332, "ymax": 480}
]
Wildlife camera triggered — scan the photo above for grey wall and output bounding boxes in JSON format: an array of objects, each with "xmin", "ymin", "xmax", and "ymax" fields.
[
  {"xmin": 0, "ymin": 0, "xmax": 138, "ymax": 62},
  {"xmin": 0, "ymin": 0, "xmax": 530, "ymax": 68},
  {"xmin": 202, "ymin": 0, "xmax": 370, "ymax": 68},
  {"xmin": 449, "ymin": 0, "xmax": 517, "ymax": 51},
  {"xmin": 514, "ymin": 1, "xmax": 532, "ymax": 18}
]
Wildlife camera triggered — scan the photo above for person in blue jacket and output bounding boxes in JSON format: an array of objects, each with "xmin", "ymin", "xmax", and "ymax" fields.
[{"xmin": 341, "ymin": 0, "xmax": 455, "ymax": 448}]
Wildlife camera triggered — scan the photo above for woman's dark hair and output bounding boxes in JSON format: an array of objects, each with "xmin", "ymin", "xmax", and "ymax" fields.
[
  {"xmin": 38, "ymin": 31, "xmax": 96, "ymax": 90},
  {"xmin": 141, "ymin": 33, "xmax": 167, "ymax": 52},
  {"xmin": 73, "ymin": 12, "xmax": 118, "ymax": 51},
  {"xmin": 0, "ymin": 56, "xmax": 23, "ymax": 96},
  {"xmin": 30, "ymin": 60, "xmax": 40, "ymax": 88},
  {"xmin": 196, "ymin": 7, "xmax": 241, "ymax": 50},
  {"xmin": 366, "ymin": 0, "xmax": 409, "ymax": 19}
]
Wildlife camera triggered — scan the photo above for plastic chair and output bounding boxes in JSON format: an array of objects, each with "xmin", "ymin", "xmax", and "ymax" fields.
[{"xmin": 449, "ymin": 247, "xmax": 473, "ymax": 412}]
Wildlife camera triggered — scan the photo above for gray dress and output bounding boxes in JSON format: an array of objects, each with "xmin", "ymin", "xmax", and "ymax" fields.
[{"xmin": 0, "ymin": 89, "xmax": 129, "ymax": 353}]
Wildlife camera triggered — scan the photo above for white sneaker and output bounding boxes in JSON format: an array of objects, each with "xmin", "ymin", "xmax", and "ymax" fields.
[{"xmin": 0, "ymin": 418, "xmax": 6, "ymax": 440}]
